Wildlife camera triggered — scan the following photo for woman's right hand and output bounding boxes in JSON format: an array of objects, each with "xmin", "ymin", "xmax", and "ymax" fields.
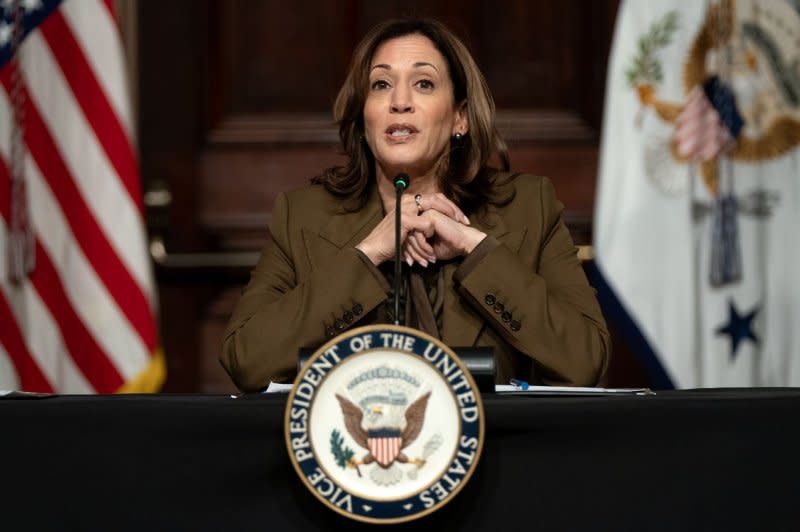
[{"xmin": 355, "ymin": 193, "xmax": 467, "ymax": 266}]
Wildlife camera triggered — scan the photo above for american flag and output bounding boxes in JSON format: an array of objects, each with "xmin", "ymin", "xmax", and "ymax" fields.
[{"xmin": 0, "ymin": 0, "xmax": 164, "ymax": 393}]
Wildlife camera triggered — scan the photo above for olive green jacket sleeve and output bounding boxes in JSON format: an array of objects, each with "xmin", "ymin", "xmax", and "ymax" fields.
[
  {"xmin": 221, "ymin": 175, "xmax": 610, "ymax": 391},
  {"xmin": 450, "ymin": 175, "xmax": 611, "ymax": 386},
  {"xmin": 220, "ymin": 188, "xmax": 390, "ymax": 391}
]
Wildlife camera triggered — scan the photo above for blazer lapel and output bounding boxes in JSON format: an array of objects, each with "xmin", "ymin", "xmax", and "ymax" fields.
[{"xmin": 303, "ymin": 187, "xmax": 383, "ymax": 270}]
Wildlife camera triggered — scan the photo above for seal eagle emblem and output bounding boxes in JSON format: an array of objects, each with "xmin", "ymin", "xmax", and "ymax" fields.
[
  {"xmin": 284, "ymin": 325, "xmax": 484, "ymax": 524},
  {"xmin": 336, "ymin": 390, "xmax": 431, "ymax": 480}
]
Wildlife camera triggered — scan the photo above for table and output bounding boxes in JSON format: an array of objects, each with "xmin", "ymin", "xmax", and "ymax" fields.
[{"xmin": 1, "ymin": 389, "xmax": 798, "ymax": 530}]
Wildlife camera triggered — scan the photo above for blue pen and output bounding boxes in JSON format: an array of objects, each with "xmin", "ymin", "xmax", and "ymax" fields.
[{"xmin": 509, "ymin": 378, "xmax": 529, "ymax": 391}]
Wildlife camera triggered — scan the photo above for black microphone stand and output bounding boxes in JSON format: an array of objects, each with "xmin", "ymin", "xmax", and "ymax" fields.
[{"xmin": 393, "ymin": 173, "xmax": 410, "ymax": 325}]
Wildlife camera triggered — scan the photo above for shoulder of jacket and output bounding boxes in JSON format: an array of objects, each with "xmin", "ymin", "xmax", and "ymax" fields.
[
  {"xmin": 281, "ymin": 183, "xmax": 349, "ymax": 216},
  {"xmin": 496, "ymin": 172, "xmax": 549, "ymax": 190},
  {"xmin": 489, "ymin": 172, "xmax": 552, "ymax": 206},
  {"xmin": 283, "ymin": 182, "xmax": 335, "ymax": 206},
  {"xmin": 269, "ymin": 183, "xmax": 345, "ymax": 232}
]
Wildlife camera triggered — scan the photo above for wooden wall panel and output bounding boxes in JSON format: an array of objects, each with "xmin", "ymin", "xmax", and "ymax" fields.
[
  {"xmin": 225, "ymin": 1, "xmax": 355, "ymax": 113},
  {"xmin": 139, "ymin": 0, "xmax": 623, "ymax": 392}
]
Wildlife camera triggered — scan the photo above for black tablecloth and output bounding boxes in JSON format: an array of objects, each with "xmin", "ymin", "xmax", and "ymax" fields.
[{"xmin": 1, "ymin": 389, "xmax": 799, "ymax": 531}]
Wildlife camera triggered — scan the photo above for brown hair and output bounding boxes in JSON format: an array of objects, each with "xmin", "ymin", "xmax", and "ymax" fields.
[{"xmin": 313, "ymin": 18, "xmax": 510, "ymax": 212}]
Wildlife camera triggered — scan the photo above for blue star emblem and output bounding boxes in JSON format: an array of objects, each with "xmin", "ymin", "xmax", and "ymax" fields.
[{"xmin": 715, "ymin": 299, "xmax": 759, "ymax": 361}]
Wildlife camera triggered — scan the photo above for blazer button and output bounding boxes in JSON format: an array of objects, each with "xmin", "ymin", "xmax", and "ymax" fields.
[
  {"xmin": 334, "ymin": 318, "xmax": 345, "ymax": 331},
  {"xmin": 352, "ymin": 303, "xmax": 363, "ymax": 316},
  {"xmin": 484, "ymin": 293, "xmax": 496, "ymax": 306},
  {"xmin": 501, "ymin": 311, "xmax": 512, "ymax": 323},
  {"xmin": 343, "ymin": 311, "xmax": 354, "ymax": 323},
  {"xmin": 493, "ymin": 302, "xmax": 504, "ymax": 314},
  {"xmin": 325, "ymin": 325, "xmax": 335, "ymax": 338},
  {"xmin": 510, "ymin": 320, "xmax": 521, "ymax": 332}
]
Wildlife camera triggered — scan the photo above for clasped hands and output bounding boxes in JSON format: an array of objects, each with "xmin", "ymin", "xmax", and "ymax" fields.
[{"xmin": 356, "ymin": 193, "xmax": 486, "ymax": 267}]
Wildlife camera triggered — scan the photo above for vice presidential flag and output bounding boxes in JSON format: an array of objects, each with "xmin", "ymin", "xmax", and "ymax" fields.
[
  {"xmin": 0, "ymin": 0, "xmax": 164, "ymax": 392},
  {"xmin": 594, "ymin": 0, "xmax": 800, "ymax": 388}
]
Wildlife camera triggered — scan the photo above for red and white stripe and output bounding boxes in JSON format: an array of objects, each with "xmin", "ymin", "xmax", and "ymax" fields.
[
  {"xmin": 0, "ymin": 0, "xmax": 161, "ymax": 393},
  {"xmin": 368, "ymin": 437, "xmax": 403, "ymax": 467}
]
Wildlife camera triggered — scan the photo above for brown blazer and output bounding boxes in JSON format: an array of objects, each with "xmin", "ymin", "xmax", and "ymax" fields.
[{"xmin": 221, "ymin": 173, "xmax": 610, "ymax": 392}]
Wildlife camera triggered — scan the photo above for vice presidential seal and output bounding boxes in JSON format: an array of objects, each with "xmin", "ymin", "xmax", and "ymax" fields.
[{"xmin": 284, "ymin": 325, "xmax": 484, "ymax": 524}]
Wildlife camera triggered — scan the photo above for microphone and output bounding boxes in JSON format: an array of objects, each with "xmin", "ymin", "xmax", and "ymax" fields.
[
  {"xmin": 393, "ymin": 173, "xmax": 410, "ymax": 191},
  {"xmin": 393, "ymin": 173, "xmax": 410, "ymax": 325}
]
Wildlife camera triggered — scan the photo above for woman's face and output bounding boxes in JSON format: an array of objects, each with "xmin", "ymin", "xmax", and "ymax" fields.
[{"xmin": 363, "ymin": 34, "xmax": 467, "ymax": 181}]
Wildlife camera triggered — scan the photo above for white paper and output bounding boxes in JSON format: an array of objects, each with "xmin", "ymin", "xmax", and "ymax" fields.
[{"xmin": 264, "ymin": 381, "xmax": 293, "ymax": 393}]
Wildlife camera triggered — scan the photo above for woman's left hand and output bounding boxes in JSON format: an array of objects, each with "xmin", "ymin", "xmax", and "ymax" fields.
[{"xmin": 404, "ymin": 209, "xmax": 486, "ymax": 267}]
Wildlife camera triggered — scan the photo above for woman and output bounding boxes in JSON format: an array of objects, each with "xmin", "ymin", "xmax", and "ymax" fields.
[{"xmin": 221, "ymin": 19, "xmax": 610, "ymax": 392}]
